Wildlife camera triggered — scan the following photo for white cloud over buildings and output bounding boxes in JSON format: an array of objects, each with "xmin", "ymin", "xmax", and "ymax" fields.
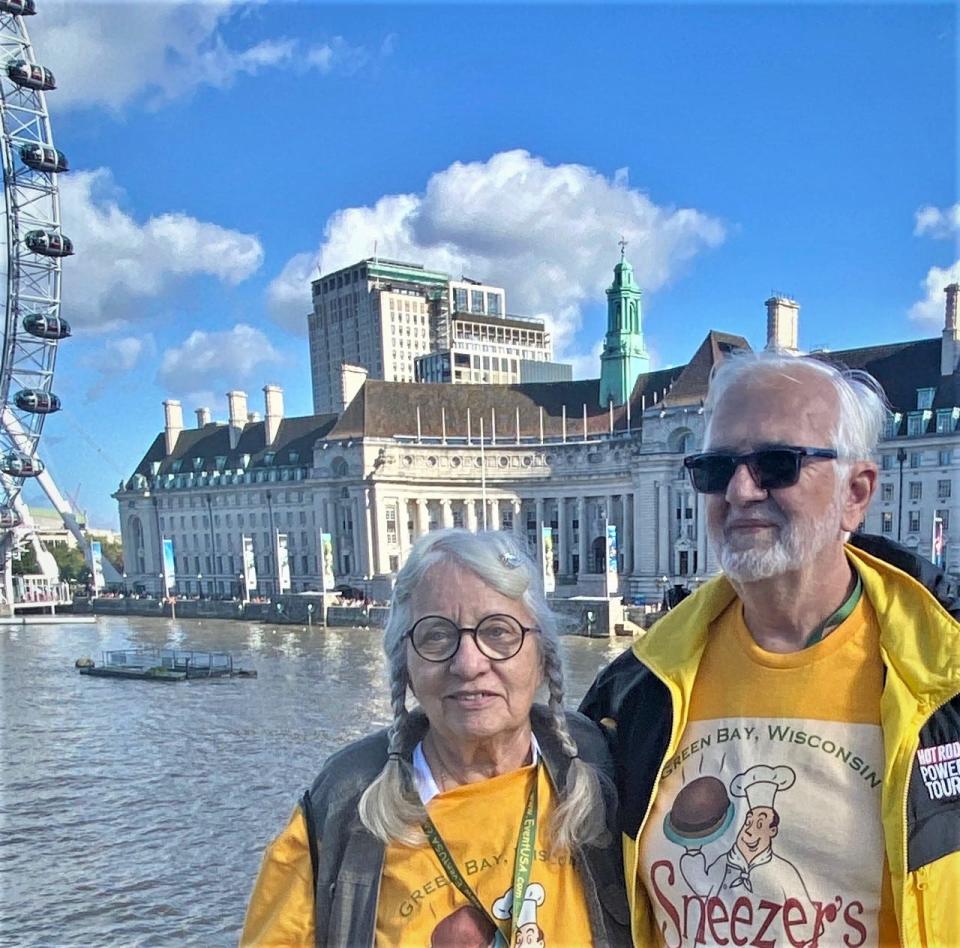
[
  {"xmin": 157, "ymin": 324, "xmax": 282, "ymax": 400},
  {"xmin": 910, "ymin": 202, "xmax": 960, "ymax": 325},
  {"xmin": 59, "ymin": 169, "xmax": 263, "ymax": 331},
  {"xmin": 267, "ymin": 149, "xmax": 726, "ymax": 358}
]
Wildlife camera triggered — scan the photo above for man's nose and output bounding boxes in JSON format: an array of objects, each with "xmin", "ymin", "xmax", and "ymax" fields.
[
  {"xmin": 724, "ymin": 461, "xmax": 768, "ymax": 505},
  {"xmin": 448, "ymin": 631, "xmax": 490, "ymax": 676}
]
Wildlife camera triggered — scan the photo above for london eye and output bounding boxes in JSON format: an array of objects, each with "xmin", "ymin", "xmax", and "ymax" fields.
[{"xmin": 0, "ymin": 0, "xmax": 116, "ymax": 606}]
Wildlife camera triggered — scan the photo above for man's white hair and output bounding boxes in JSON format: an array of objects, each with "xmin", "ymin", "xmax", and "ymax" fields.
[{"xmin": 703, "ymin": 349, "xmax": 889, "ymax": 462}]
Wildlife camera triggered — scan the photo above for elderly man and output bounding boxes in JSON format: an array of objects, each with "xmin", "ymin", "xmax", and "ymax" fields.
[{"xmin": 581, "ymin": 352, "xmax": 960, "ymax": 947}]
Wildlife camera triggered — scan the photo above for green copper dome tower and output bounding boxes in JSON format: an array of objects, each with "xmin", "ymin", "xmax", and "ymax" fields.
[{"xmin": 599, "ymin": 241, "xmax": 649, "ymax": 407}]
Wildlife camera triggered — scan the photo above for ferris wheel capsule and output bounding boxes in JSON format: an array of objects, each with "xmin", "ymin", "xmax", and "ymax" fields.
[
  {"xmin": 14, "ymin": 389, "xmax": 60, "ymax": 413},
  {"xmin": 22, "ymin": 313, "xmax": 71, "ymax": 339},
  {"xmin": 0, "ymin": 507, "xmax": 21, "ymax": 528},
  {"xmin": 0, "ymin": 0, "xmax": 36, "ymax": 13},
  {"xmin": 19, "ymin": 143, "xmax": 67, "ymax": 173},
  {"xmin": 7, "ymin": 59, "xmax": 54, "ymax": 90},
  {"xmin": 24, "ymin": 229, "xmax": 73, "ymax": 257},
  {"xmin": 0, "ymin": 452, "xmax": 43, "ymax": 477}
]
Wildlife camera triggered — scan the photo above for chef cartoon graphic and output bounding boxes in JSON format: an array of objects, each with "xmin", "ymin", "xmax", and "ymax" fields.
[
  {"xmin": 493, "ymin": 882, "xmax": 546, "ymax": 948},
  {"xmin": 671, "ymin": 764, "xmax": 817, "ymax": 939}
]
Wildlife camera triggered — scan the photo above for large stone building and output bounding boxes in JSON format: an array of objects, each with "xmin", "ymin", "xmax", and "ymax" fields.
[{"xmin": 116, "ymin": 258, "xmax": 960, "ymax": 601}]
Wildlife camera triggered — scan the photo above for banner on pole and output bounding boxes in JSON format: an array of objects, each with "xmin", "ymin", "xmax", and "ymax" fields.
[
  {"xmin": 541, "ymin": 526, "xmax": 555, "ymax": 594},
  {"xmin": 88, "ymin": 540, "xmax": 105, "ymax": 594},
  {"xmin": 606, "ymin": 523, "xmax": 619, "ymax": 577},
  {"xmin": 932, "ymin": 514, "xmax": 945, "ymax": 568},
  {"xmin": 320, "ymin": 532, "xmax": 336, "ymax": 591},
  {"xmin": 242, "ymin": 534, "xmax": 257, "ymax": 592},
  {"xmin": 161, "ymin": 537, "xmax": 176, "ymax": 595},
  {"xmin": 277, "ymin": 532, "xmax": 291, "ymax": 592}
]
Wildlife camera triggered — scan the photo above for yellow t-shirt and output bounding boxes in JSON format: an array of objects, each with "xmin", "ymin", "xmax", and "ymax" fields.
[
  {"xmin": 240, "ymin": 763, "xmax": 594, "ymax": 947},
  {"xmin": 638, "ymin": 588, "xmax": 899, "ymax": 946},
  {"xmin": 377, "ymin": 762, "xmax": 593, "ymax": 947}
]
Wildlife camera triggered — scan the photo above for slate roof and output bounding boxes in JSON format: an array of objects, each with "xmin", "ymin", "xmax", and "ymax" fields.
[
  {"xmin": 130, "ymin": 414, "xmax": 338, "ymax": 482},
  {"xmin": 661, "ymin": 331, "xmax": 752, "ymax": 408},
  {"xmin": 328, "ymin": 365, "xmax": 685, "ymax": 442}
]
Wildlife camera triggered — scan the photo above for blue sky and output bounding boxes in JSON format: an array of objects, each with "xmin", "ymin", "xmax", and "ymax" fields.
[{"xmin": 19, "ymin": 1, "xmax": 957, "ymax": 527}]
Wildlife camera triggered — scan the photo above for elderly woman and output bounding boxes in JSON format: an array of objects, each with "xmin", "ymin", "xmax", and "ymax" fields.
[{"xmin": 242, "ymin": 528, "xmax": 629, "ymax": 946}]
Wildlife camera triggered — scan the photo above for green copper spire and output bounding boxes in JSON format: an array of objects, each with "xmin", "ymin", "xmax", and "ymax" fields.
[{"xmin": 599, "ymin": 240, "xmax": 650, "ymax": 407}]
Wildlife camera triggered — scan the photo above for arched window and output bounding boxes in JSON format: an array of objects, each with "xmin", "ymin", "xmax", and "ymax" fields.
[
  {"xmin": 129, "ymin": 515, "xmax": 146, "ymax": 573},
  {"xmin": 668, "ymin": 427, "xmax": 695, "ymax": 455}
]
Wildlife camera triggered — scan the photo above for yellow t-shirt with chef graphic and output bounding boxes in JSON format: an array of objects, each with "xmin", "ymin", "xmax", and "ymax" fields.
[
  {"xmin": 377, "ymin": 762, "xmax": 593, "ymax": 947},
  {"xmin": 638, "ymin": 587, "xmax": 899, "ymax": 947}
]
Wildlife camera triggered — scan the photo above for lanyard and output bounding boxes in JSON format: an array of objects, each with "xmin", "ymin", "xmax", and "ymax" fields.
[
  {"xmin": 422, "ymin": 766, "xmax": 539, "ymax": 943},
  {"xmin": 804, "ymin": 571, "xmax": 863, "ymax": 648}
]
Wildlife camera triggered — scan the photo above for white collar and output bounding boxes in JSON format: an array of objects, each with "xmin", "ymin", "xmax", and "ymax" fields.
[{"xmin": 412, "ymin": 735, "xmax": 541, "ymax": 804}]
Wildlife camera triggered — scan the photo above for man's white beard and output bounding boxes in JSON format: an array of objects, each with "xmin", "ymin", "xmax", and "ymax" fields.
[{"xmin": 714, "ymin": 495, "xmax": 844, "ymax": 583}]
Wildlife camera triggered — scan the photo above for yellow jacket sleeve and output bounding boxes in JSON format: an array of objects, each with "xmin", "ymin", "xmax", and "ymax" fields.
[{"xmin": 240, "ymin": 805, "xmax": 316, "ymax": 947}]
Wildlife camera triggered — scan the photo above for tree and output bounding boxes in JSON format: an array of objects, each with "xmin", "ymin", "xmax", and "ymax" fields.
[{"xmin": 49, "ymin": 545, "xmax": 90, "ymax": 584}]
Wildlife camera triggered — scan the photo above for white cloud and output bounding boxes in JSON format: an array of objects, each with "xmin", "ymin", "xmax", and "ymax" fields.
[
  {"xmin": 915, "ymin": 203, "xmax": 960, "ymax": 239},
  {"xmin": 58, "ymin": 168, "xmax": 263, "ymax": 330},
  {"xmin": 267, "ymin": 150, "xmax": 726, "ymax": 360},
  {"xmin": 85, "ymin": 335, "xmax": 154, "ymax": 398},
  {"xmin": 33, "ymin": 2, "xmax": 369, "ymax": 111},
  {"xmin": 157, "ymin": 323, "xmax": 282, "ymax": 396},
  {"xmin": 909, "ymin": 261, "xmax": 960, "ymax": 325}
]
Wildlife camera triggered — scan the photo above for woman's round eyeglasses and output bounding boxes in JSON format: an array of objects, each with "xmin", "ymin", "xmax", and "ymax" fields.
[{"xmin": 406, "ymin": 614, "xmax": 537, "ymax": 662}]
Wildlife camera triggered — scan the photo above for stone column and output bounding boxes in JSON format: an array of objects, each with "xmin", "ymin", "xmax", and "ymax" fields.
[
  {"xmin": 465, "ymin": 498, "xmax": 478, "ymax": 533},
  {"xmin": 535, "ymin": 497, "xmax": 545, "ymax": 563},
  {"xmin": 362, "ymin": 487, "xmax": 375, "ymax": 578},
  {"xmin": 577, "ymin": 496, "xmax": 587, "ymax": 576},
  {"xmin": 622, "ymin": 493, "xmax": 633, "ymax": 575},
  {"xmin": 632, "ymin": 487, "xmax": 643, "ymax": 579},
  {"xmin": 398, "ymin": 498, "xmax": 410, "ymax": 563},
  {"xmin": 657, "ymin": 482, "xmax": 671, "ymax": 576},
  {"xmin": 373, "ymin": 489, "xmax": 390, "ymax": 575},
  {"xmin": 557, "ymin": 497, "xmax": 567, "ymax": 574},
  {"xmin": 441, "ymin": 498, "xmax": 453, "ymax": 530},
  {"xmin": 415, "ymin": 498, "xmax": 427, "ymax": 537},
  {"xmin": 512, "ymin": 499, "xmax": 523, "ymax": 537},
  {"xmin": 696, "ymin": 491, "xmax": 708, "ymax": 576},
  {"xmin": 350, "ymin": 496, "xmax": 363, "ymax": 577},
  {"xmin": 489, "ymin": 498, "xmax": 500, "ymax": 531}
]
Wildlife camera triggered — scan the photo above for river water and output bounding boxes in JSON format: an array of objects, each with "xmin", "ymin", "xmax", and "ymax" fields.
[{"xmin": 0, "ymin": 616, "xmax": 630, "ymax": 947}]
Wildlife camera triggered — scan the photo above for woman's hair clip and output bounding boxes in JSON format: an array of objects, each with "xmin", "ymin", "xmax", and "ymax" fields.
[{"xmin": 499, "ymin": 551, "xmax": 520, "ymax": 569}]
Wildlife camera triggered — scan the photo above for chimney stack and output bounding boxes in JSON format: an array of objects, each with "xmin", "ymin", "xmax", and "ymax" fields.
[
  {"xmin": 163, "ymin": 400, "xmax": 183, "ymax": 455},
  {"xmin": 195, "ymin": 407, "xmax": 211, "ymax": 428},
  {"xmin": 765, "ymin": 296, "xmax": 799, "ymax": 352},
  {"xmin": 942, "ymin": 283, "xmax": 960, "ymax": 376},
  {"xmin": 264, "ymin": 384, "xmax": 284, "ymax": 445},
  {"xmin": 227, "ymin": 390, "xmax": 248, "ymax": 449}
]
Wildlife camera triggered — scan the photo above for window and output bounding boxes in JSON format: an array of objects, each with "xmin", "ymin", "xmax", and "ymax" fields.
[
  {"xmin": 938, "ymin": 509, "xmax": 951, "ymax": 531},
  {"xmin": 470, "ymin": 290, "xmax": 484, "ymax": 314},
  {"xmin": 938, "ymin": 479, "xmax": 952, "ymax": 499},
  {"xmin": 939, "ymin": 449, "xmax": 953, "ymax": 466},
  {"xmin": 385, "ymin": 506, "xmax": 398, "ymax": 546},
  {"xmin": 917, "ymin": 388, "xmax": 935, "ymax": 411},
  {"xmin": 909, "ymin": 482, "xmax": 922, "ymax": 501},
  {"xmin": 453, "ymin": 288, "xmax": 468, "ymax": 311},
  {"xmin": 881, "ymin": 512, "xmax": 893, "ymax": 534},
  {"xmin": 881, "ymin": 454, "xmax": 893, "ymax": 471},
  {"xmin": 884, "ymin": 412, "xmax": 902, "ymax": 439},
  {"xmin": 936, "ymin": 409, "xmax": 958, "ymax": 433},
  {"xmin": 908, "ymin": 510, "xmax": 921, "ymax": 533},
  {"xmin": 907, "ymin": 413, "xmax": 927, "ymax": 437},
  {"xmin": 487, "ymin": 293, "xmax": 502, "ymax": 316},
  {"xmin": 910, "ymin": 452, "xmax": 923, "ymax": 468},
  {"xmin": 881, "ymin": 483, "xmax": 894, "ymax": 501}
]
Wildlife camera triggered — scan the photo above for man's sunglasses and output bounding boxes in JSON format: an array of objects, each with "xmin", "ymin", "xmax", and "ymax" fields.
[{"xmin": 683, "ymin": 446, "xmax": 838, "ymax": 494}]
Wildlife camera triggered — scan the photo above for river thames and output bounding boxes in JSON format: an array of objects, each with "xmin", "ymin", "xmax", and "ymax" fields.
[{"xmin": 0, "ymin": 616, "xmax": 631, "ymax": 946}]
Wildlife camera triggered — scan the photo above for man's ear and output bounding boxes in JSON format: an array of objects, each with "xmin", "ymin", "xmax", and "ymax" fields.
[{"xmin": 841, "ymin": 462, "xmax": 878, "ymax": 533}]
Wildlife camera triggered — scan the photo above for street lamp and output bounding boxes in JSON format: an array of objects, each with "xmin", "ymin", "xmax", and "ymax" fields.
[
  {"xmin": 197, "ymin": 572, "xmax": 203, "ymax": 600},
  {"xmin": 657, "ymin": 574, "xmax": 670, "ymax": 612},
  {"xmin": 238, "ymin": 571, "xmax": 247, "ymax": 604},
  {"xmin": 121, "ymin": 571, "xmax": 127, "ymax": 597}
]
